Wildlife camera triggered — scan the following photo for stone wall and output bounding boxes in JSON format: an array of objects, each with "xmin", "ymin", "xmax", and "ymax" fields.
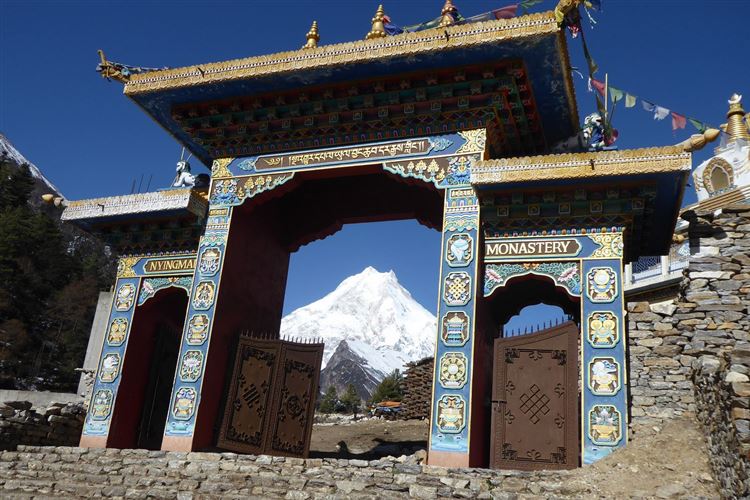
[
  {"xmin": 0, "ymin": 445, "xmax": 640, "ymax": 498},
  {"xmin": 0, "ymin": 401, "xmax": 84, "ymax": 451},
  {"xmin": 676, "ymin": 206, "xmax": 750, "ymax": 498},
  {"xmin": 625, "ymin": 205, "xmax": 750, "ymax": 498},
  {"xmin": 692, "ymin": 349, "xmax": 750, "ymax": 497},
  {"xmin": 626, "ymin": 299, "xmax": 694, "ymax": 428}
]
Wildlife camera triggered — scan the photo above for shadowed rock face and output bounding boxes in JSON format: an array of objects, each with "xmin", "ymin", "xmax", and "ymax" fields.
[{"xmin": 319, "ymin": 340, "xmax": 381, "ymax": 401}]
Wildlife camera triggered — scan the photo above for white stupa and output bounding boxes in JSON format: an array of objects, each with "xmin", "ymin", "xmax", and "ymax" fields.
[{"xmin": 692, "ymin": 93, "xmax": 750, "ymax": 207}]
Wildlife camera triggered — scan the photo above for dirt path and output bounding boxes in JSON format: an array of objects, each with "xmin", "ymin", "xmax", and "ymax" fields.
[{"xmin": 310, "ymin": 414, "xmax": 719, "ymax": 498}]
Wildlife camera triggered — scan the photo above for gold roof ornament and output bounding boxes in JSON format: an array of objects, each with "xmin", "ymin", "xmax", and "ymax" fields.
[
  {"xmin": 366, "ymin": 5, "xmax": 387, "ymax": 40},
  {"xmin": 721, "ymin": 93, "xmax": 750, "ymax": 142},
  {"xmin": 675, "ymin": 128, "xmax": 720, "ymax": 153},
  {"xmin": 439, "ymin": 0, "xmax": 458, "ymax": 27},
  {"xmin": 302, "ymin": 21, "xmax": 320, "ymax": 50},
  {"xmin": 96, "ymin": 50, "xmax": 129, "ymax": 83}
]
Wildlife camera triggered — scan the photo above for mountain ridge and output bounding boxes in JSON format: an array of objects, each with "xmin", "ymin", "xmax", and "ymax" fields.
[{"xmin": 280, "ymin": 266, "xmax": 435, "ymax": 400}]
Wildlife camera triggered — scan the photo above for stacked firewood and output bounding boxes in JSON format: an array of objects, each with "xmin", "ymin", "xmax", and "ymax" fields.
[{"xmin": 399, "ymin": 356, "xmax": 434, "ymax": 420}]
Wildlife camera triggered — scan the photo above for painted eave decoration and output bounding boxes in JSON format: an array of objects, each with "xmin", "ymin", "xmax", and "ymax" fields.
[
  {"xmin": 472, "ymin": 146, "xmax": 692, "ymax": 258},
  {"xmin": 61, "ymin": 188, "xmax": 209, "ymax": 228},
  {"xmin": 120, "ymin": 11, "xmax": 577, "ymax": 166}
]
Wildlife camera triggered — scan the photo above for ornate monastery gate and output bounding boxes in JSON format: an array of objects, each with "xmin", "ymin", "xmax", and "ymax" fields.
[{"xmin": 490, "ymin": 322, "xmax": 578, "ymax": 470}]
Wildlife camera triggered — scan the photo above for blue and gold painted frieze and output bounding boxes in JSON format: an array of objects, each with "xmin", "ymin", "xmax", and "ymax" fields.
[{"xmin": 214, "ymin": 131, "xmax": 483, "ymax": 179}]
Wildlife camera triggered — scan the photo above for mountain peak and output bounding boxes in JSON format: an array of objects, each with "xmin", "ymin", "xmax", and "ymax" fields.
[
  {"xmin": 280, "ymin": 267, "xmax": 436, "ymax": 398},
  {"xmin": 0, "ymin": 133, "xmax": 61, "ymax": 195}
]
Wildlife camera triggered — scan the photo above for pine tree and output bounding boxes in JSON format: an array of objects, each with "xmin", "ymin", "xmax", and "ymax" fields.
[
  {"xmin": 0, "ymin": 159, "xmax": 113, "ymax": 390},
  {"xmin": 340, "ymin": 383, "xmax": 361, "ymax": 418},
  {"xmin": 370, "ymin": 369, "xmax": 404, "ymax": 405},
  {"xmin": 319, "ymin": 385, "xmax": 338, "ymax": 414}
]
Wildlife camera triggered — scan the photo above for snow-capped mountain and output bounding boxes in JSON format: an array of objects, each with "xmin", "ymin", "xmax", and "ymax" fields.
[
  {"xmin": 0, "ymin": 133, "xmax": 61, "ymax": 195},
  {"xmin": 280, "ymin": 266, "xmax": 436, "ymax": 398}
]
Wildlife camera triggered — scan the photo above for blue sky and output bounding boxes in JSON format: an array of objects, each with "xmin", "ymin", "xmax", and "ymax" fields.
[{"xmin": 2, "ymin": 1, "xmax": 749, "ymax": 319}]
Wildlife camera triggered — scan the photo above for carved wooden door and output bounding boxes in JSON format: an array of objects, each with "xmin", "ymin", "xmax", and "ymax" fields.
[
  {"xmin": 490, "ymin": 322, "xmax": 578, "ymax": 470},
  {"xmin": 217, "ymin": 337, "xmax": 323, "ymax": 457}
]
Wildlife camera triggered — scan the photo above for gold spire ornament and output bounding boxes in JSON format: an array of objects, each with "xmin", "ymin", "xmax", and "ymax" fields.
[
  {"xmin": 97, "ymin": 50, "xmax": 128, "ymax": 83},
  {"xmin": 439, "ymin": 0, "xmax": 458, "ymax": 27},
  {"xmin": 366, "ymin": 5, "xmax": 387, "ymax": 39},
  {"xmin": 302, "ymin": 21, "xmax": 320, "ymax": 49},
  {"xmin": 721, "ymin": 93, "xmax": 750, "ymax": 142},
  {"xmin": 675, "ymin": 128, "xmax": 720, "ymax": 153}
]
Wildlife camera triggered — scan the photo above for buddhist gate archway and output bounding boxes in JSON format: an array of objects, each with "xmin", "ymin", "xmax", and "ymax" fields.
[
  {"xmin": 156, "ymin": 131, "xmax": 485, "ymax": 452},
  {"xmin": 71, "ymin": 5, "xmax": 692, "ymax": 470}
]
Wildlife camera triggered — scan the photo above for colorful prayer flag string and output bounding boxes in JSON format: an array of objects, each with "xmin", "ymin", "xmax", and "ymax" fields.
[{"xmin": 587, "ymin": 78, "xmax": 718, "ymax": 134}]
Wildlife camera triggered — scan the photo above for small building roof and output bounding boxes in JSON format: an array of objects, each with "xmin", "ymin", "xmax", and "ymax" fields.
[
  {"xmin": 471, "ymin": 146, "xmax": 692, "ymax": 259},
  {"xmin": 61, "ymin": 188, "xmax": 209, "ymax": 253}
]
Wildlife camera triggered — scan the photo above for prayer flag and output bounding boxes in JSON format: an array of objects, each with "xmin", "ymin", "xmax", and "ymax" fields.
[
  {"xmin": 609, "ymin": 86, "xmax": 623, "ymax": 103},
  {"xmin": 586, "ymin": 0, "xmax": 602, "ymax": 10},
  {"xmin": 671, "ymin": 112, "xmax": 686, "ymax": 131},
  {"xmin": 493, "ymin": 5, "xmax": 519, "ymax": 19},
  {"xmin": 384, "ymin": 16, "xmax": 404, "ymax": 36},
  {"xmin": 520, "ymin": 0, "xmax": 543, "ymax": 10},
  {"xmin": 688, "ymin": 118, "xmax": 707, "ymax": 133},
  {"xmin": 625, "ymin": 93, "xmax": 636, "ymax": 108},
  {"xmin": 590, "ymin": 78, "xmax": 606, "ymax": 97},
  {"xmin": 642, "ymin": 100, "xmax": 669, "ymax": 120},
  {"xmin": 654, "ymin": 105, "xmax": 670, "ymax": 120}
]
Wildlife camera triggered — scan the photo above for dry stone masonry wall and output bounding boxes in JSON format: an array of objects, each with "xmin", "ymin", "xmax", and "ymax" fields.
[
  {"xmin": 677, "ymin": 206, "xmax": 750, "ymax": 498},
  {"xmin": 0, "ymin": 445, "xmax": 639, "ymax": 499},
  {"xmin": 0, "ymin": 401, "xmax": 84, "ymax": 451}
]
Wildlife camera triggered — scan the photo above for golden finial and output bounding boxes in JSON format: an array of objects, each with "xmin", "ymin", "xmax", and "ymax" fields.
[
  {"xmin": 366, "ymin": 5, "xmax": 387, "ymax": 40},
  {"xmin": 96, "ymin": 49, "xmax": 128, "ymax": 83},
  {"xmin": 721, "ymin": 93, "xmax": 750, "ymax": 142},
  {"xmin": 302, "ymin": 21, "xmax": 320, "ymax": 49},
  {"xmin": 439, "ymin": 0, "xmax": 458, "ymax": 27},
  {"xmin": 676, "ymin": 128, "xmax": 720, "ymax": 153}
]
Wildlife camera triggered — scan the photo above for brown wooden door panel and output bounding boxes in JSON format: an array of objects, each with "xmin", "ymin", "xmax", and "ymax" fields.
[
  {"xmin": 217, "ymin": 341, "xmax": 279, "ymax": 454},
  {"xmin": 490, "ymin": 322, "xmax": 578, "ymax": 470},
  {"xmin": 217, "ymin": 337, "xmax": 323, "ymax": 457},
  {"xmin": 269, "ymin": 343, "xmax": 323, "ymax": 457}
]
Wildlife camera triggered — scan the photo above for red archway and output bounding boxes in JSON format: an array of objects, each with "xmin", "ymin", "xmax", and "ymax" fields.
[{"xmin": 191, "ymin": 165, "xmax": 444, "ymax": 448}]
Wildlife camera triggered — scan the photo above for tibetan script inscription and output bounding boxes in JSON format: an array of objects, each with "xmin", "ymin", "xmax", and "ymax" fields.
[
  {"xmin": 253, "ymin": 139, "xmax": 432, "ymax": 171},
  {"xmin": 143, "ymin": 257, "xmax": 196, "ymax": 274},
  {"xmin": 485, "ymin": 239, "xmax": 581, "ymax": 260}
]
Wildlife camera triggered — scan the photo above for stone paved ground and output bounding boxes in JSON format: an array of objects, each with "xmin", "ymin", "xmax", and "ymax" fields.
[{"xmin": 0, "ymin": 415, "xmax": 718, "ymax": 499}]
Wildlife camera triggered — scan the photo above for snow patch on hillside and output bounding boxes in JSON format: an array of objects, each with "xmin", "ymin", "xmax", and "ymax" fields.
[{"xmin": 0, "ymin": 133, "xmax": 61, "ymax": 194}]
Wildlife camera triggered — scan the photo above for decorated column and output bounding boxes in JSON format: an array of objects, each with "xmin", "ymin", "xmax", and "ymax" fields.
[
  {"xmin": 161, "ymin": 201, "xmax": 234, "ymax": 451},
  {"xmin": 581, "ymin": 233, "xmax": 628, "ymax": 464}
]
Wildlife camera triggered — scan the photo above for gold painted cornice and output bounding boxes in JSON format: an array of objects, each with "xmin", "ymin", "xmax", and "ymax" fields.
[
  {"xmin": 124, "ymin": 12, "xmax": 559, "ymax": 95},
  {"xmin": 471, "ymin": 146, "xmax": 691, "ymax": 184}
]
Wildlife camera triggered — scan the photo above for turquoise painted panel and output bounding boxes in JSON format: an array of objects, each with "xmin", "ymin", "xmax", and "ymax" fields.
[
  {"xmin": 582, "ymin": 258, "xmax": 628, "ymax": 464},
  {"xmin": 163, "ymin": 207, "xmax": 232, "ymax": 437},
  {"xmin": 430, "ymin": 187, "xmax": 480, "ymax": 454},
  {"xmin": 82, "ymin": 276, "xmax": 139, "ymax": 436}
]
